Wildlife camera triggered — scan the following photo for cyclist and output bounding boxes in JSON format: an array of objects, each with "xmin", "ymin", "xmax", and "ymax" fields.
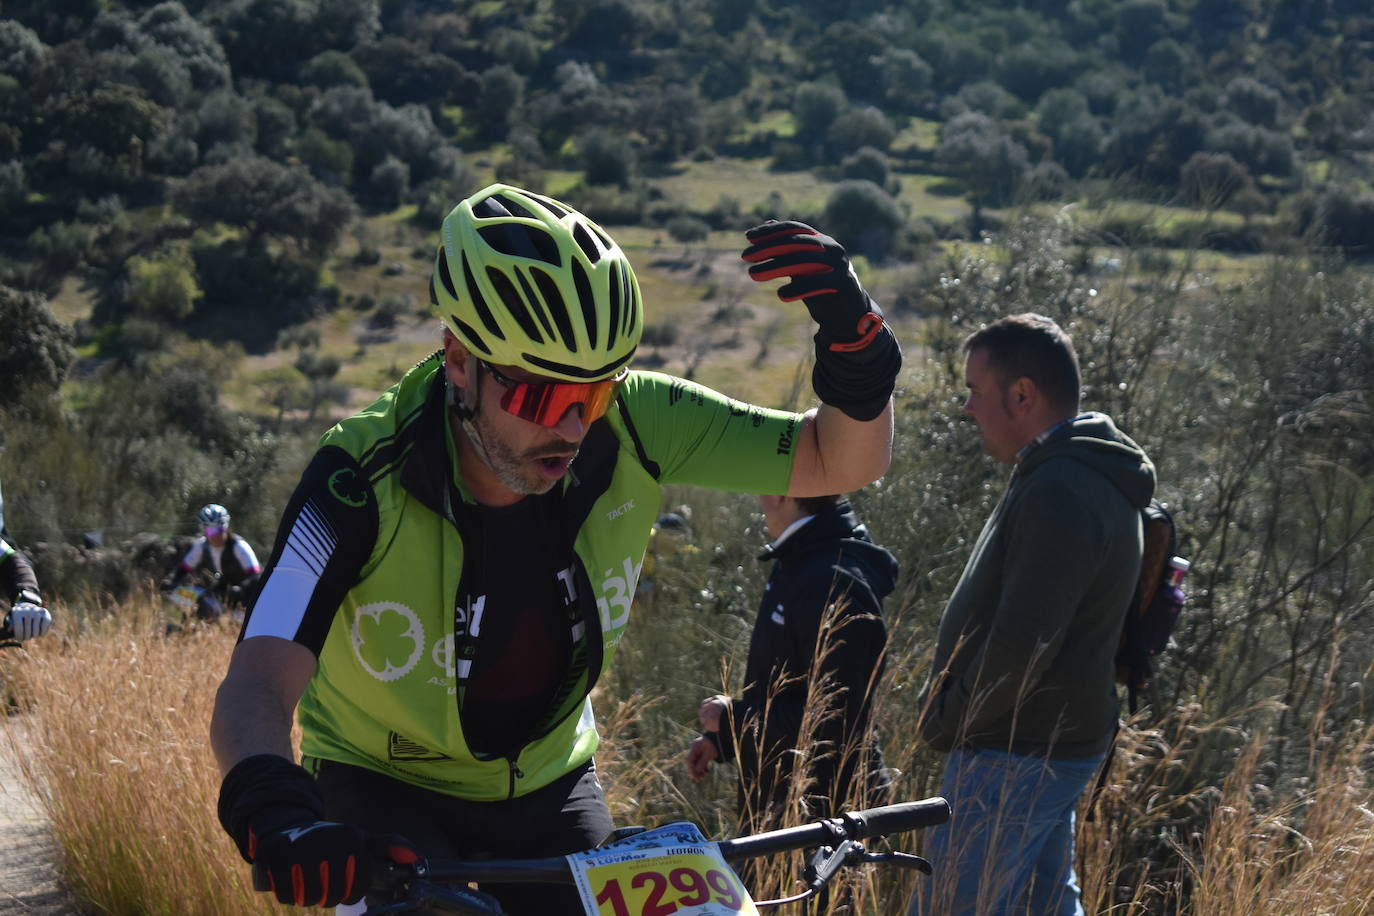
[
  {"xmin": 210, "ymin": 186, "xmax": 902, "ymax": 913},
  {"xmin": 164, "ymin": 504, "xmax": 263, "ymax": 620},
  {"xmin": 1, "ymin": 529, "xmax": 52, "ymax": 642}
]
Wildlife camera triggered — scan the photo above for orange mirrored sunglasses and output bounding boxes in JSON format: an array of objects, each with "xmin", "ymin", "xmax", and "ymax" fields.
[{"xmin": 480, "ymin": 361, "xmax": 628, "ymax": 428}]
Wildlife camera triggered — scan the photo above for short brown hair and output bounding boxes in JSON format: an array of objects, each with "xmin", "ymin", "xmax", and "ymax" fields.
[{"xmin": 964, "ymin": 313, "xmax": 1081, "ymax": 411}]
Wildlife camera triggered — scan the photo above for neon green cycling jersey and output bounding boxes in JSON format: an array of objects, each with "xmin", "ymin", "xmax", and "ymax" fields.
[{"xmin": 241, "ymin": 352, "xmax": 803, "ymax": 801}]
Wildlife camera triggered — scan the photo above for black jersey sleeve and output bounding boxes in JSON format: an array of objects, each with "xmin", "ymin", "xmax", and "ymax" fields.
[{"xmin": 239, "ymin": 445, "xmax": 380, "ymax": 655}]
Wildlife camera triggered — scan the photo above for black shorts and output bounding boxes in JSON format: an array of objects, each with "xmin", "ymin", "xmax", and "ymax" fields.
[{"xmin": 315, "ymin": 759, "xmax": 614, "ymax": 915}]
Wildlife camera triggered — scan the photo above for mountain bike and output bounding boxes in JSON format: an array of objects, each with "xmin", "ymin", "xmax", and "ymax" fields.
[{"xmin": 253, "ymin": 797, "xmax": 949, "ymax": 915}]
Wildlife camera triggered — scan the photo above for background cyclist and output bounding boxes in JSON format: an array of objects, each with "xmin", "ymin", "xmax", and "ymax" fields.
[
  {"xmin": 163, "ymin": 503, "xmax": 263, "ymax": 620},
  {"xmin": 0, "ymin": 482, "xmax": 52, "ymax": 642},
  {"xmin": 210, "ymin": 187, "xmax": 902, "ymax": 913}
]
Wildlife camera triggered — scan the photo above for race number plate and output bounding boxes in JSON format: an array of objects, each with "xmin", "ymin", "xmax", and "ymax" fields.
[
  {"xmin": 567, "ymin": 822, "xmax": 759, "ymax": 916},
  {"xmin": 167, "ymin": 585, "xmax": 202, "ymax": 613}
]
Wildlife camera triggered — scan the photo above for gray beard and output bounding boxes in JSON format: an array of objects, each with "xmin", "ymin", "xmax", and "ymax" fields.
[{"xmin": 461, "ymin": 413, "xmax": 557, "ymax": 496}]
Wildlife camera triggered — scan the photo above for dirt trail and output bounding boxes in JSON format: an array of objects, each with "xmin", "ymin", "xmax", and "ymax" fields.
[{"xmin": 0, "ymin": 723, "xmax": 74, "ymax": 914}]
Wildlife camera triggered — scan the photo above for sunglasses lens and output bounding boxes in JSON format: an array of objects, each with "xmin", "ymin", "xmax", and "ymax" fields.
[
  {"xmin": 205, "ymin": 526, "xmax": 226, "ymax": 537},
  {"xmin": 498, "ymin": 376, "xmax": 622, "ymax": 428}
]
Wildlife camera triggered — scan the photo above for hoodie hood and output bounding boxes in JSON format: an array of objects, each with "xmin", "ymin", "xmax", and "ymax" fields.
[
  {"xmin": 762, "ymin": 499, "xmax": 899, "ymax": 600},
  {"xmin": 1020, "ymin": 412, "xmax": 1156, "ymax": 509}
]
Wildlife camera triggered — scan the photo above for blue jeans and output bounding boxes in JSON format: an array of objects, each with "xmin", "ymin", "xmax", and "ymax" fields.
[{"xmin": 908, "ymin": 746, "xmax": 1105, "ymax": 916}]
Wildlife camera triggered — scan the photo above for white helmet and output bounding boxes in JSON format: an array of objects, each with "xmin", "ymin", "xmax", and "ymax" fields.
[{"xmin": 197, "ymin": 504, "xmax": 230, "ymax": 528}]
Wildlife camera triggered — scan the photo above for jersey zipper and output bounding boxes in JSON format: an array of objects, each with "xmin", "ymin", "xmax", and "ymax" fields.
[{"xmin": 506, "ymin": 758, "xmax": 524, "ymax": 799}]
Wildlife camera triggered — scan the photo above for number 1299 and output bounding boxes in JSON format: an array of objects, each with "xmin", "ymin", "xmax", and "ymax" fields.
[{"xmin": 595, "ymin": 866, "xmax": 745, "ymax": 915}]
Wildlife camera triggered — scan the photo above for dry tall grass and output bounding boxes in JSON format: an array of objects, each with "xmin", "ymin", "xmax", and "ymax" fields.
[
  {"xmin": 9, "ymin": 591, "xmax": 1374, "ymax": 914},
  {"xmin": 2, "ymin": 600, "xmax": 287, "ymax": 915}
]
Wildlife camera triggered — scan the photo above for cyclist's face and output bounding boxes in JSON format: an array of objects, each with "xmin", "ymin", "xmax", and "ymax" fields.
[
  {"xmin": 444, "ymin": 336, "xmax": 591, "ymax": 500},
  {"xmin": 963, "ymin": 347, "xmax": 1024, "ymax": 465}
]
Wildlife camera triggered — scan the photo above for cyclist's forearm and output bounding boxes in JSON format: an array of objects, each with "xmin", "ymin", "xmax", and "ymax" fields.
[
  {"xmin": 0, "ymin": 549, "xmax": 40, "ymax": 602},
  {"xmin": 210, "ymin": 638, "xmax": 316, "ymax": 774},
  {"xmin": 211, "ymin": 677, "xmax": 297, "ymax": 773}
]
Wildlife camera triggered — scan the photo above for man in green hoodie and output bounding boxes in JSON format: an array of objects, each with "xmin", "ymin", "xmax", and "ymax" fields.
[{"xmin": 908, "ymin": 314, "xmax": 1155, "ymax": 916}]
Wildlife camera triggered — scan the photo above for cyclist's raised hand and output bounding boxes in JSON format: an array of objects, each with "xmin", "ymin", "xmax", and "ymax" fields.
[
  {"xmin": 8, "ymin": 602, "xmax": 51, "ymax": 641},
  {"xmin": 741, "ymin": 220, "xmax": 886, "ymax": 353}
]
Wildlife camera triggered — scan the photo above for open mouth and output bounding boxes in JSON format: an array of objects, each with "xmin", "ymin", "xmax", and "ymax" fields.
[{"xmin": 536, "ymin": 454, "xmax": 573, "ymax": 477}]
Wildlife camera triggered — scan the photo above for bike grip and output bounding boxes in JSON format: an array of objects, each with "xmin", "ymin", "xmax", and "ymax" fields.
[
  {"xmin": 843, "ymin": 798, "xmax": 950, "ymax": 839},
  {"xmin": 251, "ymin": 861, "xmax": 271, "ymax": 892}
]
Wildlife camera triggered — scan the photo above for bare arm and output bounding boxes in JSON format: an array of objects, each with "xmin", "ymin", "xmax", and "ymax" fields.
[
  {"xmin": 210, "ymin": 636, "xmax": 317, "ymax": 775},
  {"xmin": 786, "ymin": 401, "xmax": 894, "ymax": 497}
]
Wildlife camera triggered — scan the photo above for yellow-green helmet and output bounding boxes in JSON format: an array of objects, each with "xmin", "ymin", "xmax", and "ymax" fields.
[{"xmin": 432, "ymin": 184, "xmax": 642, "ymax": 381}]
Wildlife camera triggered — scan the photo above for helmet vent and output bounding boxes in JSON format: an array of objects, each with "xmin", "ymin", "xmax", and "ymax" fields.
[
  {"xmin": 571, "ymin": 258, "xmax": 598, "ymax": 349},
  {"xmin": 437, "ymin": 247, "xmax": 460, "ymax": 300},
  {"xmin": 533, "ymin": 267, "xmax": 580, "ymax": 353},
  {"xmin": 606, "ymin": 261, "xmax": 622, "ymax": 347},
  {"xmin": 493, "ymin": 194, "xmax": 535, "ymax": 219},
  {"xmin": 487, "ymin": 266, "xmax": 544, "ymax": 344},
  {"xmin": 572, "ymin": 222, "xmax": 602, "ymax": 264},
  {"xmin": 515, "ymin": 267, "xmax": 557, "ymax": 342},
  {"xmin": 620, "ymin": 263, "xmax": 636, "ymax": 334},
  {"xmin": 462, "ymin": 251, "xmax": 505, "ymax": 340},
  {"xmin": 478, "ymin": 224, "xmax": 561, "ymax": 266},
  {"xmin": 472, "ymin": 196, "xmax": 512, "ymax": 219},
  {"xmin": 529, "ymin": 193, "xmax": 568, "ymax": 219},
  {"xmin": 451, "ymin": 315, "xmax": 492, "ymax": 356},
  {"xmin": 589, "ymin": 223, "xmax": 614, "ymax": 249}
]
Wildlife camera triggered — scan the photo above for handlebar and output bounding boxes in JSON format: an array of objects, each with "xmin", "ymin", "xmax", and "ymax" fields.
[
  {"xmin": 718, "ymin": 798, "xmax": 950, "ymax": 862},
  {"xmin": 266, "ymin": 798, "xmax": 950, "ymax": 900}
]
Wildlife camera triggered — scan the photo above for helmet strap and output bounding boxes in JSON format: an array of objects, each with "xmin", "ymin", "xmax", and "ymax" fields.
[{"xmin": 445, "ymin": 364, "xmax": 497, "ymax": 472}]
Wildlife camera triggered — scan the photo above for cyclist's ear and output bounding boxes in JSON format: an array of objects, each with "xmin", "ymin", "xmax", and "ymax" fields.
[{"xmin": 442, "ymin": 332, "xmax": 473, "ymax": 386}]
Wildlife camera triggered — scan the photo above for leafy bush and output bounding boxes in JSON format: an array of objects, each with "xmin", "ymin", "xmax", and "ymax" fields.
[
  {"xmin": 578, "ymin": 127, "xmax": 637, "ymax": 188},
  {"xmin": 823, "ymin": 180, "xmax": 903, "ymax": 260},
  {"xmin": 0, "ymin": 284, "xmax": 74, "ymax": 413},
  {"xmin": 839, "ymin": 146, "xmax": 889, "ymax": 187},
  {"xmin": 125, "ymin": 243, "xmax": 202, "ymax": 322}
]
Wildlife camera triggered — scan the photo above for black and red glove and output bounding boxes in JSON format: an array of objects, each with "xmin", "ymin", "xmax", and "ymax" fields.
[
  {"xmin": 219, "ymin": 754, "xmax": 371, "ymax": 907},
  {"xmin": 742, "ymin": 220, "xmax": 886, "ymax": 351},
  {"xmin": 250, "ymin": 817, "xmax": 371, "ymax": 907},
  {"xmin": 742, "ymin": 220, "xmax": 901, "ymax": 420}
]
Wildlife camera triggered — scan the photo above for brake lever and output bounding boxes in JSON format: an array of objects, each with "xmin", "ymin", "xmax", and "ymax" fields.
[
  {"xmin": 855, "ymin": 850, "xmax": 933, "ymax": 875},
  {"xmin": 802, "ymin": 839, "xmax": 864, "ymax": 892}
]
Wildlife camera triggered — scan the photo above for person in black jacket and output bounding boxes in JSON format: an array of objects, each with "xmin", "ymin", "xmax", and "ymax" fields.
[{"xmin": 687, "ymin": 493, "xmax": 895, "ymax": 826}]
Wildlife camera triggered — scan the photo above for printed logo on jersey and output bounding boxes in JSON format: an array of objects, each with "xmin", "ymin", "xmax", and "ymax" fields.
[
  {"xmin": 328, "ymin": 467, "xmax": 369, "ymax": 508},
  {"xmin": 776, "ymin": 415, "xmax": 797, "ymax": 456},
  {"xmin": 597, "ymin": 556, "xmax": 643, "ymax": 641},
  {"xmin": 388, "ymin": 731, "xmax": 451, "ymax": 761},
  {"xmin": 351, "ymin": 601, "xmax": 426, "ymax": 682},
  {"xmin": 606, "ymin": 498, "xmax": 636, "ymax": 521},
  {"xmin": 668, "ymin": 380, "xmax": 706, "ymax": 408},
  {"xmin": 431, "ymin": 634, "xmax": 455, "ymax": 677}
]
